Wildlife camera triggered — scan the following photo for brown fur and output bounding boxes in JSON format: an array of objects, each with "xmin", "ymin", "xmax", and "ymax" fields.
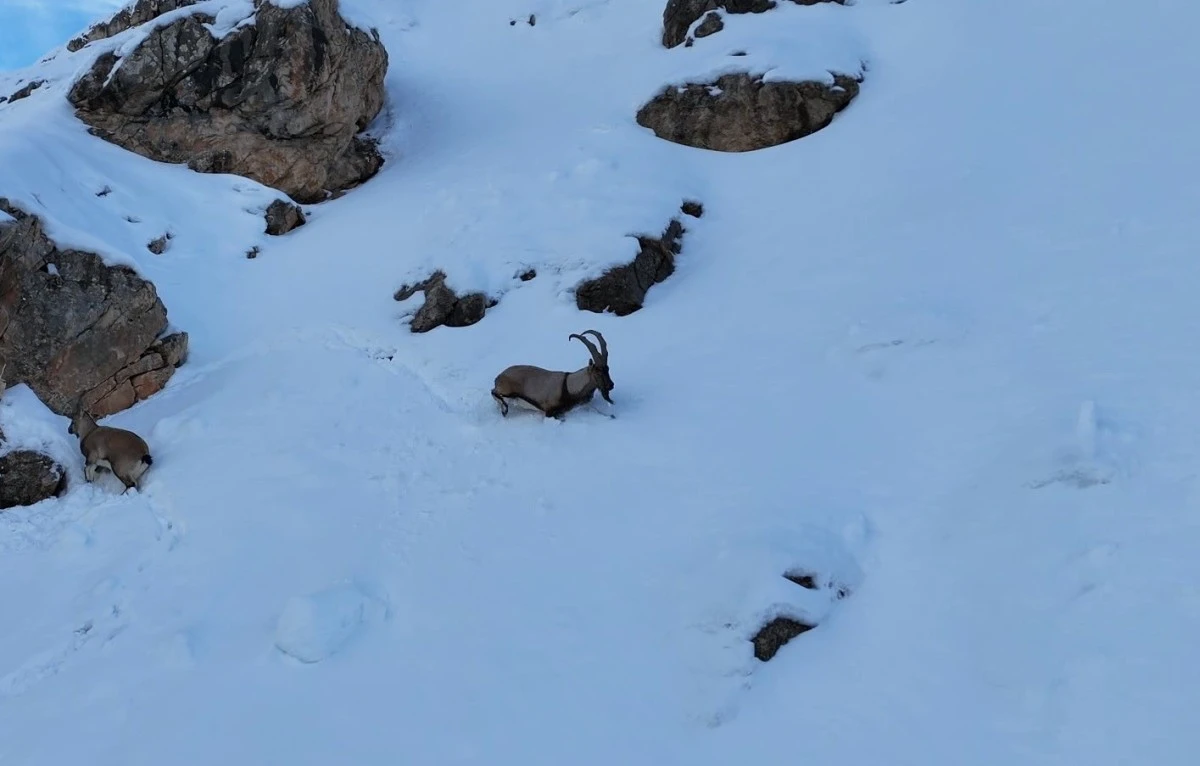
[
  {"xmin": 69, "ymin": 409, "xmax": 153, "ymax": 493},
  {"xmin": 492, "ymin": 330, "xmax": 614, "ymax": 418}
]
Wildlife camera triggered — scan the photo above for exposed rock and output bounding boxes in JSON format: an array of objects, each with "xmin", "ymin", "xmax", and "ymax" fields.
[
  {"xmin": 636, "ymin": 72, "xmax": 860, "ymax": 152},
  {"xmin": 784, "ymin": 571, "xmax": 820, "ymax": 589},
  {"xmin": 246, "ymin": 246, "xmax": 261, "ymax": 259},
  {"xmin": 264, "ymin": 199, "xmax": 307, "ymax": 236},
  {"xmin": 147, "ymin": 233, "xmax": 171, "ymax": 254},
  {"xmin": 81, "ymin": 331, "xmax": 189, "ymax": 416},
  {"xmin": 68, "ymin": 0, "xmax": 202, "ymax": 52},
  {"xmin": 68, "ymin": 0, "xmax": 389, "ymax": 203},
  {"xmin": 7, "ymin": 80, "xmax": 45, "ymax": 102},
  {"xmin": 518, "ymin": 268, "xmax": 537, "ymax": 282},
  {"xmin": 751, "ymin": 616, "xmax": 815, "ymax": 661},
  {"xmin": 0, "ymin": 450, "xmax": 67, "ymax": 510},
  {"xmin": 394, "ymin": 271, "xmax": 493, "ymax": 333},
  {"xmin": 681, "ymin": 200, "xmax": 704, "ymax": 218},
  {"xmin": 662, "ymin": 0, "xmax": 844, "ymax": 48},
  {"xmin": 154, "ymin": 331, "xmax": 190, "ymax": 367},
  {"xmin": 575, "ymin": 202, "xmax": 696, "ymax": 316},
  {"xmin": 0, "ymin": 200, "xmax": 183, "ymax": 416},
  {"xmin": 694, "ymin": 11, "xmax": 724, "ymax": 39}
]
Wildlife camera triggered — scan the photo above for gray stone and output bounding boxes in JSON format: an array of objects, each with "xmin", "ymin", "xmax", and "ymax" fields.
[
  {"xmin": 264, "ymin": 199, "xmax": 306, "ymax": 236},
  {"xmin": 68, "ymin": 0, "xmax": 389, "ymax": 203},
  {"xmin": 662, "ymin": 0, "xmax": 844, "ymax": 49},
  {"xmin": 0, "ymin": 200, "xmax": 180, "ymax": 416},
  {"xmin": 0, "ymin": 450, "xmax": 67, "ymax": 510},
  {"xmin": 636, "ymin": 72, "xmax": 860, "ymax": 152},
  {"xmin": 575, "ymin": 202, "xmax": 697, "ymax": 316},
  {"xmin": 394, "ymin": 271, "xmax": 492, "ymax": 333}
]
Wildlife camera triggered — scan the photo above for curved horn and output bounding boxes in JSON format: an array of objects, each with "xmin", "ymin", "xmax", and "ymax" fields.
[
  {"xmin": 569, "ymin": 333, "xmax": 602, "ymax": 363},
  {"xmin": 581, "ymin": 330, "xmax": 608, "ymax": 361}
]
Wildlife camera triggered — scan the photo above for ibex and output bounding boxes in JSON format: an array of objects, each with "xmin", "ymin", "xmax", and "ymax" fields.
[
  {"xmin": 492, "ymin": 330, "xmax": 614, "ymax": 418},
  {"xmin": 68, "ymin": 407, "xmax": 154, "ymax": 493}
]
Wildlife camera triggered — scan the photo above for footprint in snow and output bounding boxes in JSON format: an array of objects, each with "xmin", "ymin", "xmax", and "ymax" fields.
[{"xmin": 1029, "ymin": 401, "xmax": 1134, "ymax": 489}]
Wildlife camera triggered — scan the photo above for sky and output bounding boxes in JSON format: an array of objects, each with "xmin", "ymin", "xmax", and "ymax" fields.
[{"xmin": 0, "ymin": 0, "xmax": 122, "ymax": 71}]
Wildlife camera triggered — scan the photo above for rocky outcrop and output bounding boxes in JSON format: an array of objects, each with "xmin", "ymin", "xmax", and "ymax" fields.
[
  {"xmin": 68, "ymin": 0, "xmax": 389, "ymax": 203},
  {"xmin": 636, "ymin": 72, "xmax": 860, "ymax": 152},
  {"xmin": 264, "ymin": 200, "xmax": 306, "ymax": 235},
  {"xmin": 394, "ymin": 271, "xmax": 494, "ymax": 333},
  {"xmin": 0, "ymin": 450, "xmax": 67, "ymax": 510},
  {"xmin": 6, "ymin": 80, "xmax": 46, "ymax": 103},
  {"xmin": 575, "ymin": 201, "xmax": 702, "ymax": 316},
  {"xmin": 662, "ymin": 0, "xmax": 844, "ymax": 48},
  {"xmin": 0, "ymin": 200, "xmax": 186, "ymax": 417},
  {"xmin": 67, "ymin": 0, "xmax": 202, "ymax": 52}
]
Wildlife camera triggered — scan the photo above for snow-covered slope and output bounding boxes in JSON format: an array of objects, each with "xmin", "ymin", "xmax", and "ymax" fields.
[{"xmin": 3, "ymin": 0, "xmax": 1200, "ymax": 763}]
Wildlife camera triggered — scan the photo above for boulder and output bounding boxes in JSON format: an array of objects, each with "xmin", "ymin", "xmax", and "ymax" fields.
[
  {"xmin": 0, "ymin": 450, "xmax": 67, "ymax": 510},
  {"xmin": 575, "ymin": 201, "xmax": 702, "ymax": 316},
  {"xmin": 68, "ymin": 0, "xmax": 389, "ymax": 203},
  {"xmin": 264, "ymin": 199, "xmax": 306, "ymax": 236},
  {"xmin": 0, "ymin": 200, "xmax": 185, "ymax": 416},
  {"xmin": 394, "ymin": 271, "xmax": 493, "ymax": 333},
  {"xmin": 662, "ymin": 0, "xmax": 844, "ymax": 48},
  {"xmin": 68, "ymin": 0, "xmax": 202, "ymax": 52},
  {"xmin": 636, "ymin": 72, "xmax": 860, "ymax": 152}
]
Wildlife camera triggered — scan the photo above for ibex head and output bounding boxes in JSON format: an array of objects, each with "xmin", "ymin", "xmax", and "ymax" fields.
[
  {"xmin": 67, "ymin": 403, "xmax": 97, "ymax": 439},
  {"xmin": 569, "ymin": 330, "xmax": 613, "ymax": 403}
]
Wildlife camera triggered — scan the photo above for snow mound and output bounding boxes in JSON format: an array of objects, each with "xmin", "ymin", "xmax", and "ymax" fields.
[{"xmin": 274, "ymin": 582, "xmax": 386, "ymax": 663}]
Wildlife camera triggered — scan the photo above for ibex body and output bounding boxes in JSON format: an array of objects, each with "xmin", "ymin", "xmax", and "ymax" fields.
[
  {"xmin": 69, "ymin": 409, "xmax": 153, "ymax": 493},
  {"xmin": 492, "ymin": 330, "xmax": 614, "ymax": 418}
]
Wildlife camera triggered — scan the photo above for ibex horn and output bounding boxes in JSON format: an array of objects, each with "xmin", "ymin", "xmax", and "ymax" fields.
[
  {"xmin": 569, "ymin": 332, "xmax": 602, "ymax": 363},
  {"xmin": 581, "ymin": 330, "xmax": 608, "ymax": 360}
]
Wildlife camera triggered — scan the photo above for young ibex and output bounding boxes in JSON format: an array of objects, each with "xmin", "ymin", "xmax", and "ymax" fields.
[
  {"xmin": 492, "ymin": 330, "xmax": 614, "ymax": 418},
  {"xmin": 68, "ymin": 407, "xmax": 153, "ymax": 493}
]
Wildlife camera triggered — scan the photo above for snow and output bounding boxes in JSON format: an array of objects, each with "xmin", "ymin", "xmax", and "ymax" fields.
[
  {"xmin": 2, "ymin": 0, "xmax": 1200, "ymax": 763},
  {"xmin": 274, "ymin": 582, "xmax": 387, "ymax": 663}
]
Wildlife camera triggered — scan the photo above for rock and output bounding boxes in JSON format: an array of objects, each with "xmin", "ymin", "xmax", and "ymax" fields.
[
  {"xmin": 68, "ymin": 0, "xmax": 202, "ymax": 52},
  {"xmin": 264, "ymin": 199, "xmax": 306, "ymax": 236},
  {"xmin": 7, "ymin": 80, "xmax": 45, "ymax": 102},
  {"xmin": 636, "ymin": 72, "xmax": 860, "ymax": 152},
  {"xmin": 784, "ymin": 571, "xmax": 820, "ymax": 589},
  {"xmin": 662, "ymin": 0, "xmax": 843, "ymax": 48},
  {"xmin": 68, "ymin": 0, "xmax": 389, "ymax": 203},
  {"xmin": 751, "ymin": 616, "xmax": 815, "ymax": 661},
  {"xmin": 147, "ymin": 234, "xmax": 170, "ymax": 254},
  {"xmin": 132, "ymin": 367, "xmax": 175, "ymax": 400},
  {"xmin": 0, "ymin": 450, "xmax": 67, "ymax": 510},
  {"xmin": 394, "ymin": 271, "xmax": 493, "ymax": 333},
  {"xmin": 575, "ymin": 202, "xmax": 696, "ymax": 316},
  {"xmin": 681, "ymin": 200, "xmax": 704, "ymax": 218},
  {"xmin": 153, "ymin": 331, "xmax": 190, "ymax": 368},
  {"xmin": 0, "ymin": 200, "xmax": 183, "ymax": 416},
  {"xmin": 694, "ymin": 11, "xmax": 724, "ymax": 39}
]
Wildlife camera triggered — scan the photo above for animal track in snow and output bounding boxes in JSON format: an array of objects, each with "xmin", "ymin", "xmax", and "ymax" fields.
[
  {"xmin": 1029, "ymin": 401, "xmax": 1134, "ymax": 489},
  {"xmin": 836, "ymin": 302, "xmax": 972, "ymax": 381}
]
